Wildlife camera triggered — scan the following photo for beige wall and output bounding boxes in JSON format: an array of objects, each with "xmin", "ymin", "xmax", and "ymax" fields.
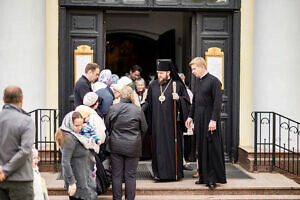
[
  {"xmin": 46, "ymin": 0, "xmax": 59, "ymax": 109},
  {"xmin": 239, "ymin": 0, "xmax": 254, "ymax": 147}
]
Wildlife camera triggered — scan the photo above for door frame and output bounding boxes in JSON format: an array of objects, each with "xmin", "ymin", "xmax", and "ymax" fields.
[{"xmin": 58, "ymin": 5, "xmax": 240, "ymax": 161}]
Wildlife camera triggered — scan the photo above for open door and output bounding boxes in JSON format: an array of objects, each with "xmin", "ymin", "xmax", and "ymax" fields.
[
  {"xmin": 59, "ymin": 8, "xmax": 106, "ymax": 121},
  {"xmin": 157, "ymin": 29, "xmax": 176, "ymax": 63}
]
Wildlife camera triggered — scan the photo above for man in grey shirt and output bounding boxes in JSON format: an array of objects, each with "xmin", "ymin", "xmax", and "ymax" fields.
[{"xmin": 0, "ymin": 86, "xmax": 35, "ymax": 200}]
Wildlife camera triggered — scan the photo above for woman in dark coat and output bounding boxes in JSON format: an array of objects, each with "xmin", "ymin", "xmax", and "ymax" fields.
[
  {"xmin": 55, "ymin": 111, "xmax": 97, "ymax": 200},
  {"xmin": 105, "ymin": 86, "xmax": 148, "ymax": 200}
]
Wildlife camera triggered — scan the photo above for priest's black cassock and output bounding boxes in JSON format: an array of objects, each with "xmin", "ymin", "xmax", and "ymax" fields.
[
  {"xmin": 146, "ymin": 77, "xmax": 190, "ymax": 181},
  {"xmin": 189, "ymin": 73, "xmax": 227, "ymax": 184}
]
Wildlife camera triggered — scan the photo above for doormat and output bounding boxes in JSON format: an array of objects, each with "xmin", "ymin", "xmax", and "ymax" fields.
[{"xmin": 136, "ymin": 162, "xmax": 253, "ymax": 180}]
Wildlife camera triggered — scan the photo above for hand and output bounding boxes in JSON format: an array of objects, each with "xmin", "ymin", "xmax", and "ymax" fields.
[
  {"xmin": 68, "ymin": 183, "xmax": 76, "ymax": 196},
  {"xmin": 172, "ymin": 92, "xmax": 179, "ymax": 100},
  {"xmin": 208, "ymin": 120, "xmax": 216, "ymax": 131},
  {"xmin": 0, "ymin": 166, "xmax": 6, "ymax": 182},
  {"xmin": 185, "ymin": 118, "xmax": 193, "ymax": 129},
  {"xmin": 97, "ymin": 140, "xmax": 101, "ymax": 145}
]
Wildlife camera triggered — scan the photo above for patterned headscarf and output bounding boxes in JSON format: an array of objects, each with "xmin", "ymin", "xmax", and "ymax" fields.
[{"xmin": 98, "ymin": 69, "xmax": 112, "ymax": 86}]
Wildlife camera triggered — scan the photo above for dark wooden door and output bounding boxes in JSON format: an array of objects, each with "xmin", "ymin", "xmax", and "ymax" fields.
[
  {"xmin": 59, "ymin": 8, "xmax": 105, "ymax": 121},
  {"xmin": 191, "ymin": 12, "xmax": 239, "ymax": 162}
]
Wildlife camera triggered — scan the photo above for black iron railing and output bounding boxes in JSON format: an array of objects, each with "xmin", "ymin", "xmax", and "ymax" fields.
[
  {"xmin": 252, "ymin": 112, "xmax": 299, "ymax": 175},
  {"xmin": 29, "ymin": 109, "xmax": 59, "ymax": 171}
]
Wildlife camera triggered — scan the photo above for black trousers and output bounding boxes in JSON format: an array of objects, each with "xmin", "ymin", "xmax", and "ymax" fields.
[
  {"xmin": 0, "ymin": 181, "xmax": 33, "ymax": 200},
  {"xmin": 110, "ymin": 153, "xmax": 139, "ymax": 200}
]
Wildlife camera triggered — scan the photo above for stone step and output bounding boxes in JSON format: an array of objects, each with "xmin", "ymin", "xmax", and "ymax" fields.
[
  {"xmin": 49, "ymin": 195, "xmax": 300, "ymax": 200},
  {"xmin": 48, "ymin": 186, "xmax": 300, "ymax": 196}
]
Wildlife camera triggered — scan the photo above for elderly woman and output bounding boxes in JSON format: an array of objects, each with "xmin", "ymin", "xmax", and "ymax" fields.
[
  {"xmin": 105, "ymin": 86, "xmax": 147, "ymax": 200},
  {"xmin": 93, "ymin": 69, "xmax": 115, "ymax": 118},
  {"xmin": 55, "ymin": 111, "xmax": 97, "ymax": 200},
  {"xmin": 110, "ymin": 83, "xmax": 123, "ymax": 104},
  {"xmin": 133, "ymin": 78, "xmax": 148, "ymax": 107}
]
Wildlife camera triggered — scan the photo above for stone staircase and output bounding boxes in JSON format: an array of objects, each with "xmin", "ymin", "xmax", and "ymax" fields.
[{"xmin": 43, "ymin": 162, "xmax": 300, "ymax": 200}]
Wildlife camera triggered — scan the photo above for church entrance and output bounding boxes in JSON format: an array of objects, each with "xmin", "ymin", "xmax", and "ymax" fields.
[
  {"xmin": 58, "ymin": 2, "xmax": 241, "ymax": 162},
  {"xmin": 105, "ymin": 11, "xmax": 191, "ymax": 85},
  {"xmin": 106, "ymin": 32, "xmax": 157, "ymax": 81}
]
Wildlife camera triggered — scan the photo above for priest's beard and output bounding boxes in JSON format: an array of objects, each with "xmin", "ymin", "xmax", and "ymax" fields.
[
  {"xmin": 158, "ymin": 78, "xmax": 168, "ymax": 85},
  {"xmin": 158, "ymin": 75, "xmax": 170, "ymax": 85}
]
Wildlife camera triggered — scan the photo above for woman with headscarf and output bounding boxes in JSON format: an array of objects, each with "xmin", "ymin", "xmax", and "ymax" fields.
[
  {"xmin": 93, "ymin": 69, "xmax": 115, "ymax": 118},
  {"xmin": 110, "ymin": 83, "xmax": 123, "ymax": 104},
  {"xmin": 111, "ymin": 74, "xmax": 119, "ymax": 85},
  {"xmin": 55, "ymin": 111, "xmax": 97, "ymax": 200}
]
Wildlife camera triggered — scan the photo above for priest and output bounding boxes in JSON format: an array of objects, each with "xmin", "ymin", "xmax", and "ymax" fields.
[
  {"xmin": 185, "ymin": 57, "xmax": 227, "ymax": 189},
  {"xmin": 144, "ymin": 59, "xmax": 190, "ymax": 181}
]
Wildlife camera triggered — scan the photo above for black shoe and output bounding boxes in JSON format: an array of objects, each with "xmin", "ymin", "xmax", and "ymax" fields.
[
  {"xmin": 183, "ymin": 164, "xmax": 193, "ymax": 171},
  {"xmin": 153, "ymin": 176, "xmax": 160, "ymax": 182},
  {"xmin": 195, "ymin": 180, "xmax": 204, "ymax": 184},
  {"xmin": 207, "ymin": 182, "xmax": 216, "ymax": 189}
]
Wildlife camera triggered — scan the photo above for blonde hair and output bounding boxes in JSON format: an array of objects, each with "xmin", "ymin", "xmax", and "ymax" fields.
[
  {"xmin": 55, "ymin": 128, "xmax": 67, "ymax": 148},
  {"xmin": 120, "ymin": 86, "xmax": 134, "ymax": 104},
  {"xmin": 189, "ymin": 57, "xmax": 207, "ymax": 70}
]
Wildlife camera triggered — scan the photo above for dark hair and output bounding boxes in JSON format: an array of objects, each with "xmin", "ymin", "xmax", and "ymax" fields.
[
  {"xmin": 130, "ymin": 64, "xmax": 142, "ymax": 73},
  {"xmin": 85, "ymin": 63, "xmax": 100, "ymax": 73},
  {"xmin": 3, "ymin": 86, "xmax": 23, "ymax": 104},
  {"xmin": 72, "ymin": 111, "xmax": 83, "ymax": 122}
]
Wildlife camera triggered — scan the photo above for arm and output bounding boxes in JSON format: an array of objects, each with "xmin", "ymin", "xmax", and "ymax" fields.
[
  {"xmin": 87, "ymin": 125, "xmax": 99, "ymax": 143},
  {"xmin": 211, "ymin": 78, "xmax": 222, "ymax": 121},
  {"xmin": 92, "ymin": 116, "xmax": 106, "ymax": 144},
  {"xmin": 144, "ymin": 85, "xmax": 152, "ymax": 134},
  {"xmin": 178, "ymin": 83, "xmax": 191, "ymax": 132},
  {"xmin": 74, "ymin": 81, "xmax": 92, "ymax": 106},
  {"xmin": 78, "ymin": 83, "xmax": 91, "ymax": 102},
  {"xmin": 140, "ymin": 109, "xmax": 148, "ymax": 134},
  {"xmin": 104, "ymin": 108, "xmax": 112, "ymax": 136},
  {"xmin": 2, "ymin": 119, "xmax": 34, "ymax": 177},
  {"xmin": 188, "ymin": 85, "xmax": 196, "ymax": 120},
  {"xmin": 61, "ymin": 135, "xmax": 77, "ymax": 185}
]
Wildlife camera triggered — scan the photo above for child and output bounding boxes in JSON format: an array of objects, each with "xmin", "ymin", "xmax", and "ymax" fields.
[
  {"xmin": 32, "ymin": 147, "xmax": 49, "ymax": 200},
  {"xmin": 81, "ymin": 115, "xmax": 101, "ymax": 145},
  {"xmin": 75, "ymin": 108, "xmax": 101, "ymax": 153}
]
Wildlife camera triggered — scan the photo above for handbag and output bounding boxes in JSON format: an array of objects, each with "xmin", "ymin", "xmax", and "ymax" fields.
[{"xmin": 93, "ymin": 151, "xmax": 110, "ymax": 195}]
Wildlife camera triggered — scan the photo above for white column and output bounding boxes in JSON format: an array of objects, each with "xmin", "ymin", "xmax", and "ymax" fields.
[
  {"xmin": 240, "ymin": 0, "xmax": 254, "ymax": 147},
  {"xmin": 0, "ymin": 0, "xmax": 46, "ymax": 112},
  {"xmin": 253, "ymin": 0, "xmax": 300, "ymax": 121}
]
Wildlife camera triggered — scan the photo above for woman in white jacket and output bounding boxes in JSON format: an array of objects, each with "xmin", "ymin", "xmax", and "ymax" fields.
[{"xmin": 75, "ymin": 92, "xmax": 106, "ymax": 145}]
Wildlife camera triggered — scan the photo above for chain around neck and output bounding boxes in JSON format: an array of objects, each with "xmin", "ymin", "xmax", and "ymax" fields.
[{"xmin": 160, "ymin": 78, "xmax": 172, "ymax": 95}]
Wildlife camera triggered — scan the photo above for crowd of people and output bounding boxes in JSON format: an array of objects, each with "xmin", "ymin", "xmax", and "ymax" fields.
[{"xmin": 0, "ymin": 57, "xmax": 226, "ymax": 200}]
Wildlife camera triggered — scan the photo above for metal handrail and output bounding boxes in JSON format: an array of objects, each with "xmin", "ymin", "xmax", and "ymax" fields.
[
  {"xmin": 252, "ymin": 111, "xmax": 299, "ymax": 175},
  {"xmin": 29, "ymin": 109, "xmax": 59, "ymax": 171}
]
